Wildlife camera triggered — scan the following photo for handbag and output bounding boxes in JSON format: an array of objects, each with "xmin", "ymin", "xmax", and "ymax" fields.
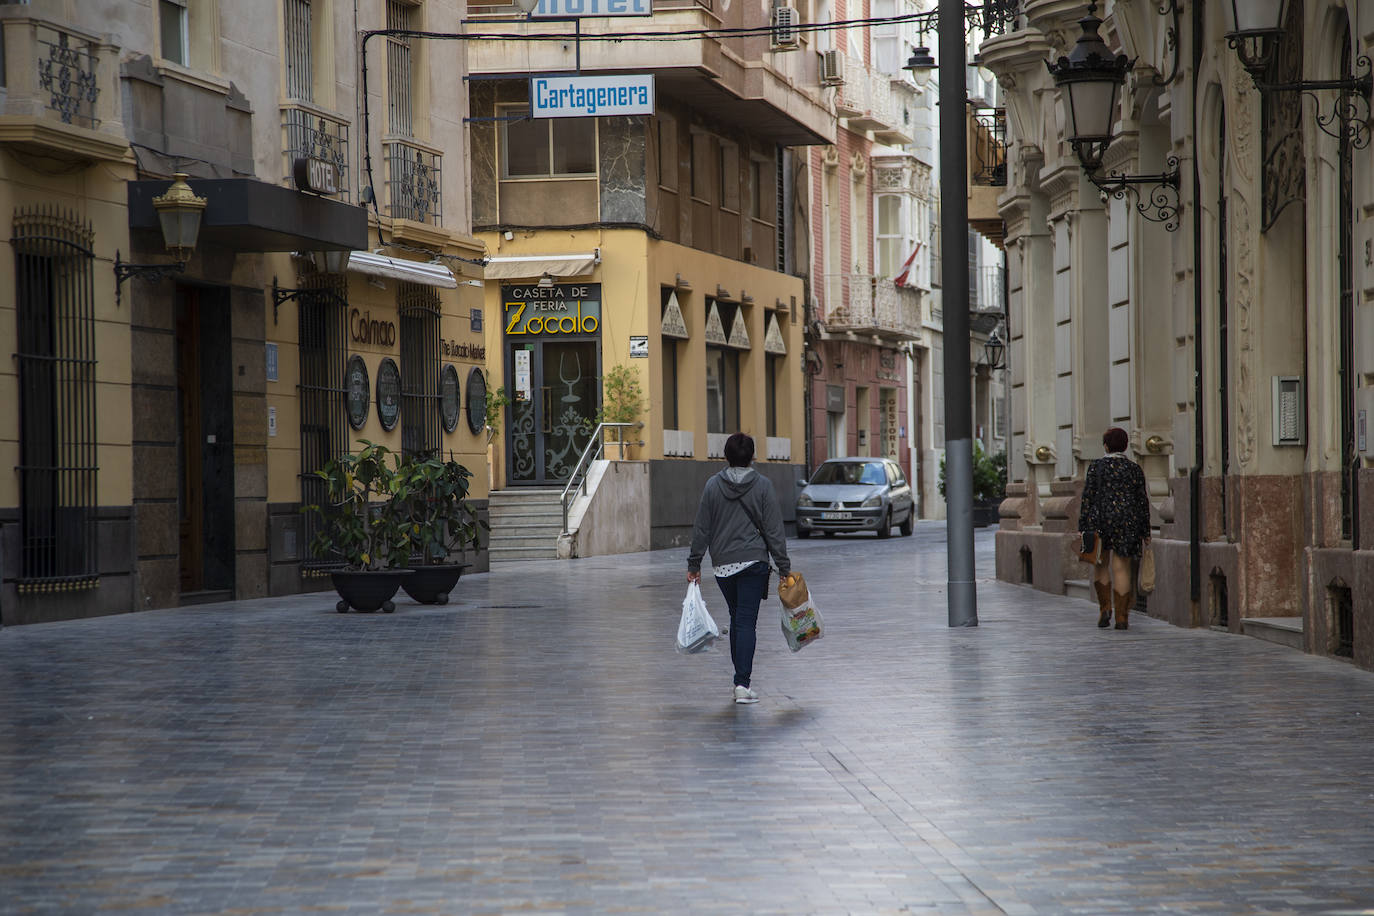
[
  {"xmin": 1138, "ymin": 543, "xmax": 1156, "ymax": 593},
  {"xmin": 1078, "ymin": 530, "xmax": 1103, "ymax": 565}
]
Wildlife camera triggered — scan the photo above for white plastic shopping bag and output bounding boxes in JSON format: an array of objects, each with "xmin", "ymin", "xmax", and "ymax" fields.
[{"xmin": 676, "ymin": 581, "xmax": 721, "ymax": 654}]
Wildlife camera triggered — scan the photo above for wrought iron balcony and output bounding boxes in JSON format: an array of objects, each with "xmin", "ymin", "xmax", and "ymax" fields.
[
  {"xmin": 384, "ymin": 140, "xmax": 442, "ymax": 226},
  {"xmin": 282, "ymin": 105, "xmax": 351, "ymax": 202},
  {"xmin": 822, "ymin": 274, "xmax": 922, "ymax": 341},
  {"xmin": 0, "ymin": 18, "xmax": 126, "ymax": 162},
  {"xmin": 970, "ymin": 107, "xmax": 1007, "ymax": 187}
]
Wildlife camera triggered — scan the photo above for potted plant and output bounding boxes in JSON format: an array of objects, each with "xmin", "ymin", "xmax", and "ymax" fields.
[
  {"xmin": 590, "ymin": 364, "xmax": 644, "ymax": 458},
  {"xmin": 304, "ymin": 440, "xmax": 413, "ymax": 613},
  {"xmin": 393, "ymin": 453, "xmax": 486, "ymax": 605},
  {"xmin": 937, "ymin": 444, "xmax": 1007, "ymax": 528}
]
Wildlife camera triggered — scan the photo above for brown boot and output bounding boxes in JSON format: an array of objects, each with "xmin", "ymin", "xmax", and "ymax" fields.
[
  {"xmin": 1093, "ymin": 581, "xmax": 1112, "ymax": 628},
  {"xmin": 1113, "ymin": 591, "xmax": 1132, "ymax": 629}
]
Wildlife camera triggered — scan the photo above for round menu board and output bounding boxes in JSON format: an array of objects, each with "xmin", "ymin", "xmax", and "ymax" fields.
[
  {"xmin": 440, "ymin": 364, "xmax": 461, "ymax": 433},
  {"xmin": 466, "ymin": 367, "xmax": 487, "ymax": 436},
  {"xmin": 376, "ymin": 357, "xmax": 401, "ymax": 432},
  {"xmin": 345, "ymin": 355, "xmax": 370, "ymax": 430}
]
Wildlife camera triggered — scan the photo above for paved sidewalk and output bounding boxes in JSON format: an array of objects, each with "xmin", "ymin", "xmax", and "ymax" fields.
[{"xmin": 3, "ymin": 523, "xmax": 1374, "ymax": 915}]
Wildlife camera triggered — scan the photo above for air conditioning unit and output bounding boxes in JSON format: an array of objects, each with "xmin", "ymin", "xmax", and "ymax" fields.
[
  {"xmin": 770, "ymin": 5, "xmax": 800, "ymax": 51},
  {"xmin": 820, "ymin": 48, "xmax": 845, "ymax": 86}
]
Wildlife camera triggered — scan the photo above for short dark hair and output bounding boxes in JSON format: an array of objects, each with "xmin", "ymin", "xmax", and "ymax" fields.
[
  {"xmin": 1103, "ymin": 427, "xmax": 1129, "ymax": 454},
  {"xmin": 724, "ymin": 432, "xmax": 755, "ymax": 467}
]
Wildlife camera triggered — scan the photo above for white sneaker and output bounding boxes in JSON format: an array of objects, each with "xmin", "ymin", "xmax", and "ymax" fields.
[{"xmin": 733, "ymin": 685, "xmax": 759, "ymax": 704}]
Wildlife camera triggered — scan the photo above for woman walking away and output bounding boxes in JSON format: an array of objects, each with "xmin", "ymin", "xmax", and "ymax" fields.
[
  {"xmin": 688, "ymin": 433, "xmax": 791, "ymax": 704},
  {"xmin": 1078, "ymin": 427, "xmax": 1152, "ymax": 630}
]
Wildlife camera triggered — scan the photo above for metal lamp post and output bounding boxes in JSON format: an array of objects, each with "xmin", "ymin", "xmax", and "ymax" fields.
[{"xmin": 939, "ymin": 0, "xmax": 977, "ymax": 627}]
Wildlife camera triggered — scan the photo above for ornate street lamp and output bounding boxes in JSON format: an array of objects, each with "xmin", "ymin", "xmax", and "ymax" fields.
[
  {"xmin": 114, "ymin": 173, "xmax": 208, "ymax": 305},
  {"xmin": 981, "ymin": 328, "xmax": 1006, "ymax": 371},
  {"xmin": 1221, "ymin": 0, "xmax": 1371, "ymax": 149},
  {"xmin": 1221, "ymin": 0, "xmax": 1288, "ymax": 83},
  {"xmin": 1045, "ymin": 3, "xmax": 1130, "ymax": 174},
  {"xmin": 904, "ymin": 44, "xmax": 937, "ymax": 89},
  {"xmin": 1046, "ymin": 4, "xmax": 1181, "ymax": 231}
]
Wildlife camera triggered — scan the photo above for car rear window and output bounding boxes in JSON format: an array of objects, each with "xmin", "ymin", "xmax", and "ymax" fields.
[{"xmin": 811, "ymin": 461, "xmax": 886, "ymax": 485}]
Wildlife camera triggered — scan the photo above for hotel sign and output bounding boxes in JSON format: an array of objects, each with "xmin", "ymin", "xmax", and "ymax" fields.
[
  {"xmin": 532, "ymin": 0, "xmax": 652, "ymax": 15},
  {"xmin": 503, "ymin": 284, "xmax": 602, "ymax": 337},
  {"xmin": 529, "ymin": 75, "xmax": 655, "ymax": 118}
]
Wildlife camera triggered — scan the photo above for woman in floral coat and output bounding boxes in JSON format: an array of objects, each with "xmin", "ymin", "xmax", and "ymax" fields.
[{"xmin": 1078, "ymin": 427, "xmax": 1152, "ymax": 629}]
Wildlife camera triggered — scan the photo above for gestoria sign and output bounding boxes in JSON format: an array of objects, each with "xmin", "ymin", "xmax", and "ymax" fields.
[{"xmin": 502, "ymin": 284, "xmax": 602, "ymax": 336}]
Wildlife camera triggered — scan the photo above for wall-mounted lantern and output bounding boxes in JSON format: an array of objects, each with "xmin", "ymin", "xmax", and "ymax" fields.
[
  {"xmin": 1046, "ymin": 4, "xmax": 1181, "ymax": 231},
  {"xmin": 114, "ymin": 173, "xmax": 207, "ymax": 305}
]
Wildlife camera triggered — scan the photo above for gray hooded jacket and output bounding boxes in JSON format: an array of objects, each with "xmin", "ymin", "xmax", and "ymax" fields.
[{"xmin": 687, "ymin": 466, "xmax": 791, "ymax": 576}]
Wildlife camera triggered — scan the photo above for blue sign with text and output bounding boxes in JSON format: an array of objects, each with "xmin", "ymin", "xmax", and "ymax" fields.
[{"xmin": 528, "ymin": 74, "xmax": 655, "ymax": 118}]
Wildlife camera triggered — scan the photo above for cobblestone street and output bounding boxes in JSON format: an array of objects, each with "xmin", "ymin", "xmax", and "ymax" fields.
[{"xmin": 3, "ymin": 524, "xmax": 1374, "ymax": 914}]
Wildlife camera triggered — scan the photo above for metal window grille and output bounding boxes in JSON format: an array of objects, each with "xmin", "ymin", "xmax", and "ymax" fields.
[
  {"xmin": 283, "ymin": 107, "xmax": 350, "ymax": 201},
  {"xmin": 776, "ymin": 146, "xmax": 786, "ymax": 272},
  {"xmin": 386, "ymin": 1, "xmax": 414, "ymax": 137},
  {"xmin": 384, "ymin": 141, "xmax": 442, "ymax": 224},
  {"xmin": 12, "ymin": 206, "xmax": 98, "ymax": 591},
  {"xmin": 37, "ymin": 26, "xmax": 100, "ymax": 127},
  {"xmin": 284, "ymin": 0, "xmax": 313, "ymax": 102},
  {"xmin": 297, "ymin": 271, "xmax": 349, "ymax": 569},
  {"xmin": 400, "ymin": 283, "xmax": 442, "ymax": 458}
]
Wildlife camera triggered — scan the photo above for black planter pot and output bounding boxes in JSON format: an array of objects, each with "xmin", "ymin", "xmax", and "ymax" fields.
[
  {"xmin": 972, "ymin": 499, "xmax": 1002, "ymax": 529},
  {"xmin": 400, "ymin": 564, "xmax": 470, "ymax": 605},
  {"xmin": 330, "ymin": 569, "xmax": 414, "ymax": 613}
]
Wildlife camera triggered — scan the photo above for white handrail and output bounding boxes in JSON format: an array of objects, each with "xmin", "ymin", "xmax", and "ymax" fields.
[{"xmin": 560, "ymin": 421, "xmax": 645, "ymax": 535}]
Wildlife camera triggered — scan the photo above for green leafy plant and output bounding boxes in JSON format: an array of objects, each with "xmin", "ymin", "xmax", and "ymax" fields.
[
  {"xmin": 937, "ymin": 444, "xmax": 1007, "ymax": 502},
  {"xmin": 392, "ymin": 454, "xmax": 487, "ymax": 566},
  {"xmin": 304, "ymin": 440, "xmax": 410, "ymax": 570},
  {"xmin": 484, "ymin": 385, "xmax": 511, "ymax": 446},
  {"xmin": 593, "ymin": 364, "xmax": 644, "ymax": 426}
]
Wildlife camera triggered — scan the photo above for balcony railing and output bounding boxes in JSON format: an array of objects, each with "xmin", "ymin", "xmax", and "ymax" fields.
[
  {"xmin": 35, "ymin": 26, "xmax": 99, "ymax": 127},
  {"xmin": 0, "ymin": 18, "xmax": 126, "ymax": 161},
  {"xmin": 282, "ymin": 105, "xmax": 351, "ymax": 201},
  {"xmin": 384, "ymin": 140, "xmax": 442, "ymax": 226},
  {"xmin": 970, "ymin": 107, "xmax": 1007, "ymax": 187},
  {"xmin": 823, "ymin": 274, "xmax": 922, "ymax": 340}
]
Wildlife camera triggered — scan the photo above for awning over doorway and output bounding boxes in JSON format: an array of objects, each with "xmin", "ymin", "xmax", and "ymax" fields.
[
  {"xmin": 346, "ymin": 251, "xmax": 456, "ymax": 288},
  {"xmin": 127, "ymin": 177, "xmax": 367, "ymax": 252},
  {"xmin": 482, "ymin": 253, "xmax": 598, "ymax": 281}
]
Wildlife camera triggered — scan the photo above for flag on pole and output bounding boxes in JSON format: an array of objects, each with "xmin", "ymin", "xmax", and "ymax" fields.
[{"xmin": 893, "ymin": 242, "xmax": 922, "ymax": 288}]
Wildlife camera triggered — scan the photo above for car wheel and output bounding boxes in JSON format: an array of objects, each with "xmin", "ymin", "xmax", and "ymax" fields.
[
  {"xmin": 877, "ymin": 509, "xmax": 892, "ymax": 539},
  {"xmin": 900, "ymin": 509, "xmax": 914, "ymax": 536},
  {"xmin": 797, "ymin": 528, "xmax": 812, "ymax": 539}
]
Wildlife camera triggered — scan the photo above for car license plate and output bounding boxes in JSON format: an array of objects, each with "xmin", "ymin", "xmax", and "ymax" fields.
[{"xmin": 821, "ymin": 511, "xmax": 852, "ymax": 520}]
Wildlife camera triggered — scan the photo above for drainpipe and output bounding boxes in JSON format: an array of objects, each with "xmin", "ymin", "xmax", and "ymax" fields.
[{"xmin": 1190, "ymin": 0, "xmax": 1204, "ymax": 606}]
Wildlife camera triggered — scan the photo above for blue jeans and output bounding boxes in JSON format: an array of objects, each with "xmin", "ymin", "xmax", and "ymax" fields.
[{"xmin": 716, "ymin": 562, "xmax": 769, "ymax": 688}]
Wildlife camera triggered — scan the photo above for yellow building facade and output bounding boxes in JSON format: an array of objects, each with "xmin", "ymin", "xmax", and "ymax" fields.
[{"xmin": 1, "ymin": 0, "xmax": 489, "ymax": 625}]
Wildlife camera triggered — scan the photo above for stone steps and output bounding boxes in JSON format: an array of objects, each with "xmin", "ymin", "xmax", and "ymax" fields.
[
  {"xmin": 488, "ymin": 488, "xmax": 565, "ymax": 562},
  {"xmin": 1242, "ymin": 616, "xmax": 1304, "ymax": 651}
]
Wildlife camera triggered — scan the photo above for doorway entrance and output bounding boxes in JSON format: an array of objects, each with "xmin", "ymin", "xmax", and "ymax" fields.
[
  {"xmin": 175, "ymin": 285, "xmax": 236, "ymax": 600},
  {"xmin": 506, "ymin": 338, "xmax": 600, "ymax": 485}
]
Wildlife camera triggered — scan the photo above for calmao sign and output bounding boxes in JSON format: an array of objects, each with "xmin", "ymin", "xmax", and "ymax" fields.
[
  {"xmin": 503, "ymin": 284, "xmax": 602, "ymax": 337},
  {"xmin": 529, "ymin": 75, "xmax": 654, "ymax": 118}
]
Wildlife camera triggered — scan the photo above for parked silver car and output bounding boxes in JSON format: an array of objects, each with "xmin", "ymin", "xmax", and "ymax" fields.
[{"xmin": 795, "ymin": 458, "xmax": 916, "ymax": 539}]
